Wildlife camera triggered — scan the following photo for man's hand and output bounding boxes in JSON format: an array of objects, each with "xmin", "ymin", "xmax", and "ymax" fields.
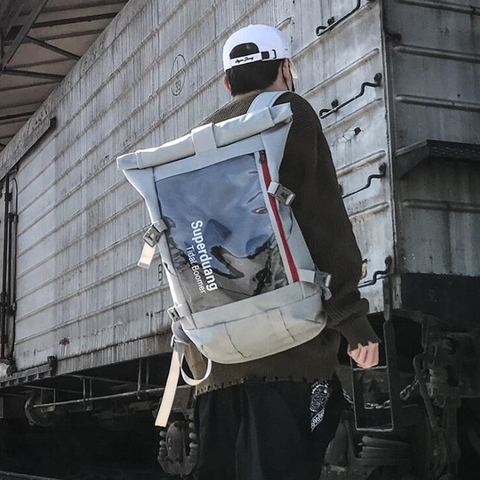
[{"xmin": 347, "ymin": 341, "xmax": 379, "ymax": 369}]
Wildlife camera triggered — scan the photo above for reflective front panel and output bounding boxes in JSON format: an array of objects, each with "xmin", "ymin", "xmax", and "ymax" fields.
[{"xmin": 155, "ymin": 153, "xmax": 288, "ymax": 313}]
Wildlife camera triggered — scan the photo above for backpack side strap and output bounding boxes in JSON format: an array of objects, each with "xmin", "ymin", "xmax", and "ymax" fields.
[{"xmin": 155, "ymin": 340, "xmax": 212, "ymax": 427}]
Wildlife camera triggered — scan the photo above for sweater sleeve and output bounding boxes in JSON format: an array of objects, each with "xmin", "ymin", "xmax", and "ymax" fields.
[{"xmin": 276, "ymin": 93, "xmax": 380, "ymax": 348}]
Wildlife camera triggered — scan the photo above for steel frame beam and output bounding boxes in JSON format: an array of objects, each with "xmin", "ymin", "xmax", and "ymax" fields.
[
  {"xmin": 31, "ymin": 11, "xmax": 118, "ymax": 29},
  {"xmin": 3, "ymin": 28, "xmax": 106, "ymax": 45},
  {"xmin": 41, "ymin": 0, "xmax": 127, "ymax": 14},
  {"xmin": 24, "ymin": 35, "xmax": 81, "ymax": 60},
  {"xmin": 0, "ymin": 0, "xmax": 27, "ymax": 39},
  {"xmin": 0, "ymin": 68, "xmax": 64, "ymax": 81},
  {"xmin": 0, "ymin": 0, "xmax": 49, "ymax": 69},
  {"xmin": 0, "ymin": 111, "xmax": 36, "ymax": 122},
  {"xmin": 0, "ymin": 79, "xmax": 59, "ymax": 92}
]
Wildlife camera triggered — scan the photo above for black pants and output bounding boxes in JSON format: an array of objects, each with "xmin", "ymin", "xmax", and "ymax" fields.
[{"xmin": 193, "ymin": 375, "xmax": 345, "ymax": 480}]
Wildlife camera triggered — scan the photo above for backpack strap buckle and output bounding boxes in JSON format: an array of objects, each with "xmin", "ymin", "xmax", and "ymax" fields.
[
  {"xmin": 315, "ymin": 271, "xmax": 332, "ymax": 289},
  {"xmin": 298, "ymin": 268, "xmax": 332, "ymax": 287},
  {"xmin": 167, "ymin": 307, "xmax": 181, "ymax": 322},
  {"xmin": 138, "ymin": 220, "xmax": 168, "ymax": 269},
  {"xmin": 268, "ymin": 182, "xmax": 296, "ymax": 206},
  {"xmin": 167, "ymin": 304, "xmax": 190, "ymax": 323},
  {"xmin": 143, "ymin": 220, "xmax": 167, "ymax": 247}
]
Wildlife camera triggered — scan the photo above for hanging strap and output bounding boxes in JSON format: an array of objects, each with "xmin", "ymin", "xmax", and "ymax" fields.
[
  {"xmin": 137, "ymin": 220, "xmax": 168, "ymax": 269},
  {"xmin": 155, "ymin": 339, "xmax": 212, "ymax": 428}
]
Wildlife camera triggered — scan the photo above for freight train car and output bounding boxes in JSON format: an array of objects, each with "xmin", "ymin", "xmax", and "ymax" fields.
[{"xmin": 0, "ymin": 0, "xmax": 479, "ymax": 479}]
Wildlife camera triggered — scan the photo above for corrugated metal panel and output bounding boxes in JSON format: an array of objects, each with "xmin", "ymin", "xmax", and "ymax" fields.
[
  {"xmin": 8, "ymin": 0, "xmax": 338, "ymax": 372},
  {"xmin": 7, "ymin": 0, "xmax": 400, "ymax": 372},
  {"xmin": 10, "ymin": 0, "xmax": 394, "ymax": 372},
  {"xmin": 385, "ymin": 0, "xmax": 480, "ymax": 152},
  {"xmin": 385, "ymin": 0, "xmax": 480, "ymax": 277},
  {"xmin": 296, "ymin": 0, "xmax": 393, "ymax": 312},
  {"xmin": 397, "ymin": 159, "xmax": 480, "ymax": 275}
]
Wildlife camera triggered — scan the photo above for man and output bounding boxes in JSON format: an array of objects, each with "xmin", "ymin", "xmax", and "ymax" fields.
[{"xmin": 184, "ymin": 24, "xmax": 380, "ymax": 480}]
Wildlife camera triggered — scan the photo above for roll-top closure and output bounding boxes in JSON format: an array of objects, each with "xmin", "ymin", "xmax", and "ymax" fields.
[{"xmin": 117, "ymin": 103, "xmax": 292, "ymax": 170}]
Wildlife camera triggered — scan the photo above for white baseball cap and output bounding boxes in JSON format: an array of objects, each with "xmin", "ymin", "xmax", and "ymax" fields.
[{"xmin": 222, "ymin": 24, "xmax": 299, "ymax": 78}]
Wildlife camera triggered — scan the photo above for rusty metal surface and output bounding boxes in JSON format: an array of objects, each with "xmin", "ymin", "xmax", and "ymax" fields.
[{"xmin": 384, "ymin": 0, "xmax": 480, "ymax": 277}]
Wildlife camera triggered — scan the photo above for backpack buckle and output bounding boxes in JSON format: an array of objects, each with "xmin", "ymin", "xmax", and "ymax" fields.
[
  {"xmin": 143, "ymin": 224, "xmax": 163, "ymax": 247},
  {"xmin": 316, "ymin": 271, "xmax": 332, "ymax": 289},
  {"xmin": 167, "ymin": 304, "xmax": 190, "ymax": 322},
  {"xmin": 167, "ymin": 306, "xmax": 181, "ymax": 322},
  {"xmin": 268, "ymin": 182, "xmax": 296, "ymax": 206}
]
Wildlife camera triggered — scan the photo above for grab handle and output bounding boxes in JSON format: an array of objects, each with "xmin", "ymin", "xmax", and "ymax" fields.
[{"xmin": 319, "ymin": 73, "xmax": 382, "ymax": 120}]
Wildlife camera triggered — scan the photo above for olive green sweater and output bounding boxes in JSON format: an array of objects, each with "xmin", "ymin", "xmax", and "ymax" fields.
[{"xmin": 184, "ymin": 90, "xmax": 380, "ymax": 395}]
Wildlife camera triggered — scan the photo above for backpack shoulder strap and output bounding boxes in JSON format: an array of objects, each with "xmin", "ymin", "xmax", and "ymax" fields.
[{"xmin": 247, "ymin": 90, "xmax": 290, "ymax": 113}]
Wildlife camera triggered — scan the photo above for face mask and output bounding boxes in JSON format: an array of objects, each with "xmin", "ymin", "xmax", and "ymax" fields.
[{"xmin": 282, "ymin": 61, "xmax": 296, "ymax": 93}]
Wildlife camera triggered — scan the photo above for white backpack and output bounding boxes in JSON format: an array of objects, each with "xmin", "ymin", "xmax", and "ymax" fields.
[{"xmin": 117, "ymin": 91, "xmax": 332, "ymax": 426}]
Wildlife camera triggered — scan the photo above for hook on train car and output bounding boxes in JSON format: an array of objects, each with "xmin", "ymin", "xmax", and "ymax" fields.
[
  {"xmin": 319, "ymin": 73, "xmax": 383, "ymax": 120},
  {"xmin": 316, "ymin": 0, "xmax": 376, "ymax": 37},
  {"xmin": 342, "ymin": 163, "xmax": 387, "ymax": 199}
]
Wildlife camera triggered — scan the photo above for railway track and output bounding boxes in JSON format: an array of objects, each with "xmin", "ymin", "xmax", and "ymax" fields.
[{"xmin": 0, "ymin": 472, "xmax": 62, "ymax": 480}]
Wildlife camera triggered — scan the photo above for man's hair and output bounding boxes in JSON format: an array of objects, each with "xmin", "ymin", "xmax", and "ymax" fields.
[{"xmin": 225, "ymin": 43, "xmax": 283, "ymax": 96}]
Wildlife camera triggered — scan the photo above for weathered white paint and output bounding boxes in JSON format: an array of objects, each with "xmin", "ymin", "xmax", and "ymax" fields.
[
  {"xmin": 2, "ymin": 0, "xmax": 478, "ymax": 374},
  {"xmin": 1, "ymin": 0, "xmax": 393, "ymax": 372}
]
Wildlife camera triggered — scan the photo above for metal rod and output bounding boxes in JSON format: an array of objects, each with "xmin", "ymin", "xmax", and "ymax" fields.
[
  {"xmin": 0, "ymin": 80, "xmax": 58, "ymax": 93},
  {"xmin": 383, "ymin": 316, "xmax": 402, "ymax": 432},
  {"xmin": 0, "ymin": 110, "xmax": 37, "ymax": 123},
  {"xmin": 7, "ymin": 210, "xmax": 14, "ymax": 317},
  {"xmin": 1, "ymin": 1, "xmax": 26, "ymax": 39},
  {"xmin": 0, "ymin": 1, "xmax": 16, "ymax": 31},
  {"xmin": 67, "ymin": 373, "xmax": 151, "ymax": 386},
  {"xmin": 0, "ymin": 68, "xmax": 64, "ymax": 81},
  {"xmin": 351, "ymin": 365, "xmax": 387, "ymax": 372},
  {"xmin": 24, "ymin": 385, "xmax": 80, "ymax": 396},
  {"xmin": 29, "ymin": 386, "xmax": 168, "ymax": 409},
  {"xmin": 24, "ymin": 35, "xmax": 81, "ymax": 60},
  {"xmin": 0, "ymin": 469, "xmax": 63, "ymax": 480},
  {"xmin": 39, "ymin": 0, "xmax": 127, "ymax": 16},
  {"xmin": 31, "ymin": 12, "xmax": 118, "ymax": 29},
  {"xmin": 146, "ymin": 357, "xmax": 150, "ymax": 387},
  {"xmin": 1, "ymin": 175, "xmax": 10, "ymax": 359},
  {"xmin": 1, "ymin": 0, "xmax": 49, "ymax": 67},
  {"xmin": 10, "ymin": 177, "xmax": 18, "ymax": 339},
  {"xmin": 137, "ymin": 358, "xmax": 142, "ymax": 394}
]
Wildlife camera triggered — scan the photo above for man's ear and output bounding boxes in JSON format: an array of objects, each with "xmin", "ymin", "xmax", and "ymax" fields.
[
  {"xmin": 223, "ymin": 75, "xmax": 232, "ymax": 93},
  {"xmin": 281, "ymin": 59, "xmax": 290, "ymax": 78}
]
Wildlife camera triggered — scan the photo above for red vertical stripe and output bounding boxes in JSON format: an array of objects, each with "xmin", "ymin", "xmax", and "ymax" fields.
[{"xmin": 260, "ymin": 151, "xmax": 299, "ymax": 283}]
